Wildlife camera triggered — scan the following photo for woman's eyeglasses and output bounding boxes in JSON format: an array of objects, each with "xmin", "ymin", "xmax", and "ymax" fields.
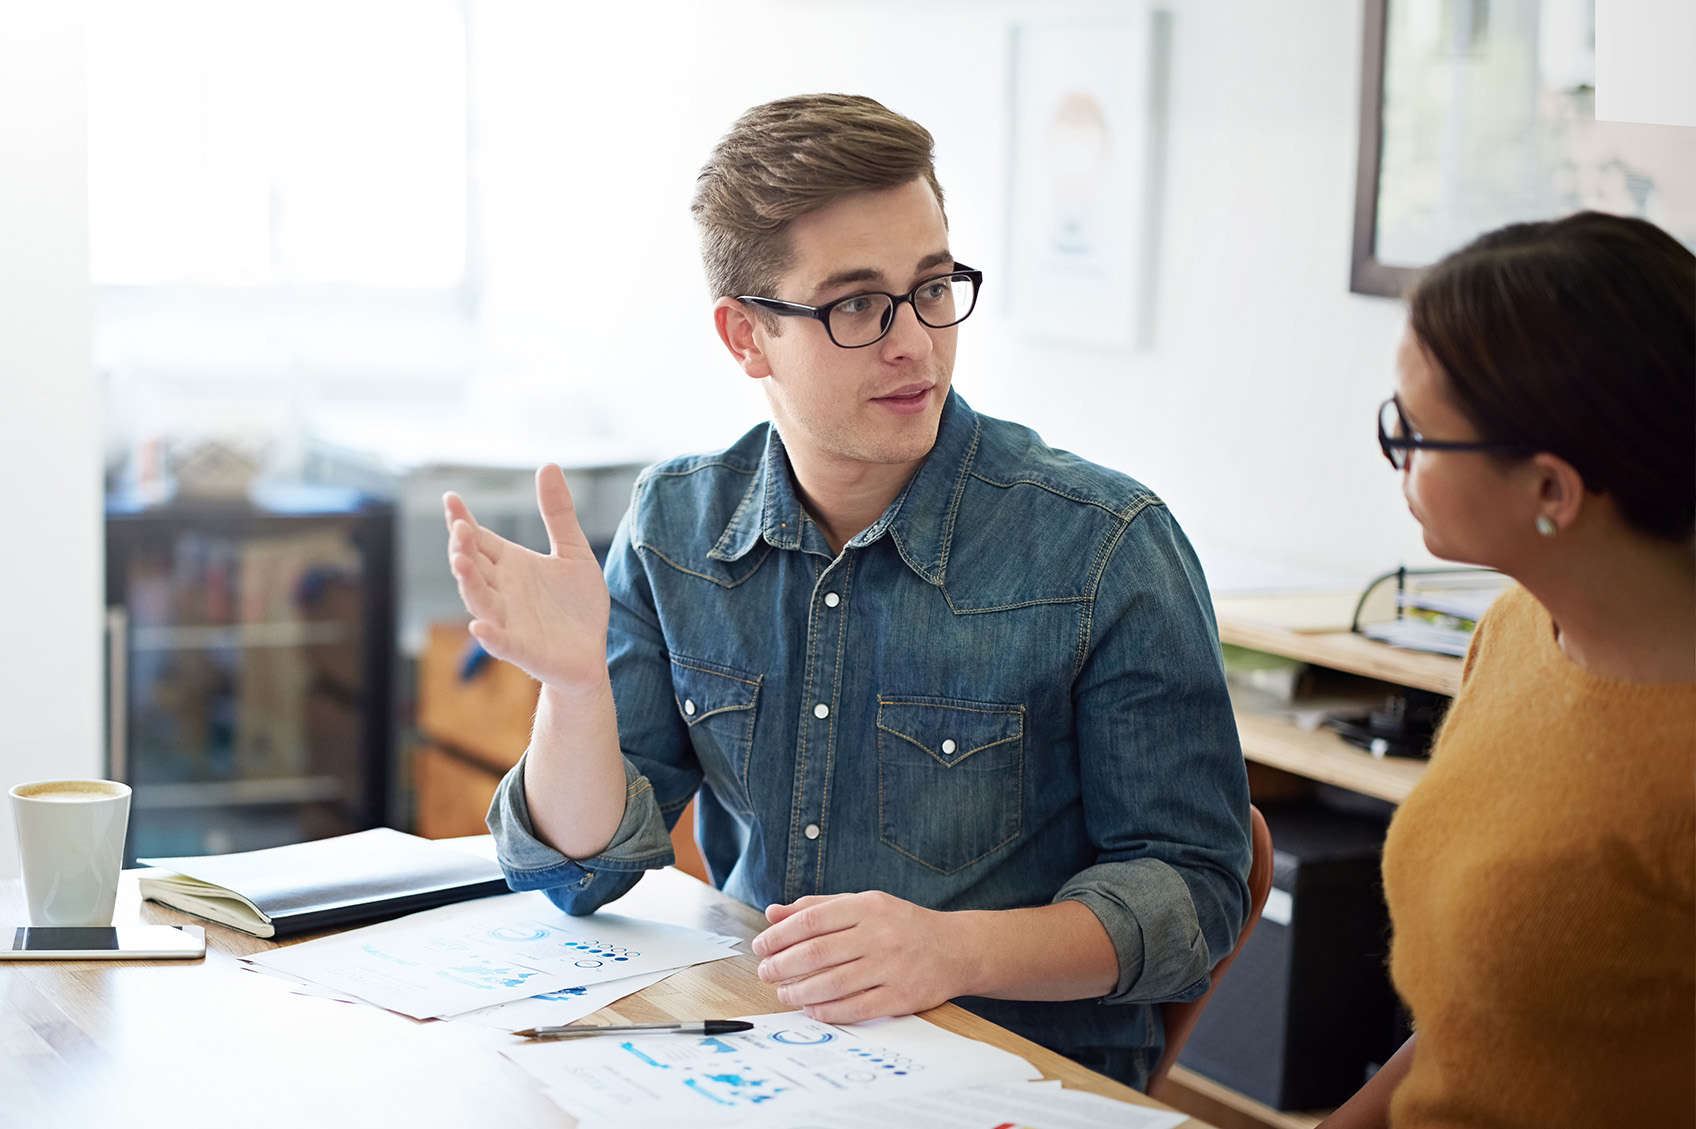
[{"xmin": 1377, "ymin": 396, "xmax": 1536, "ymax": 470}]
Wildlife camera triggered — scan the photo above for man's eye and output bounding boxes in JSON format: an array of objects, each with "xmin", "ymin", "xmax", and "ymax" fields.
[
  {"xmin": 916, "ymin": 281, "xmax": 950, "ymax": 302},
  {"xmin": 835, "ymin": 296, "xmax": 874, "ymax": 315}
]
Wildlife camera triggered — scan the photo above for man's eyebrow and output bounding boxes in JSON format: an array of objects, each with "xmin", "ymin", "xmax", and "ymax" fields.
[
  {"xmin": 814, "ymin": 267, "xmax": 883, "ymax": 294},
  {"xmin": 914, "ymin": 250, "xmax": 955, "ymax": 274},
  {"xmin": 812, "ymin": 251, "xmax": 956, "ymax": 298}
]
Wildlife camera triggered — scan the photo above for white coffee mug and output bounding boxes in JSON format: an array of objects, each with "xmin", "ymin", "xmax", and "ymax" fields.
[{"xmin": 10, "ymin": 779, "xmax": 132, "ymax": 927}]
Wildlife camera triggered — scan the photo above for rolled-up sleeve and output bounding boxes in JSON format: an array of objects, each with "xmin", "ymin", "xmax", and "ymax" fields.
[
  {"xmin": 487, "ymin": 754, "xmax": 675, "ymax": 914},
  {"xmin": 1053, "ymin": 503, "xmax": 1252, "ymax": 1004}
]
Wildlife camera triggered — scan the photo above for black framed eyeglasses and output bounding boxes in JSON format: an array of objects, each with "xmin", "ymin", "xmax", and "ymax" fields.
[
  {"xmin": 737, "ymin": 265, "xmax": 983, "ymax": 349},
  {"xmin": 1377, "ymin": 395, "xmax": 1535, "ymax": 470}
]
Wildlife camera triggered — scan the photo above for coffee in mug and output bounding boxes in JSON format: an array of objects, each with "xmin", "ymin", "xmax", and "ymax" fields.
[{"xmin": 10, "ymin": 778, "xmax": 132, "ymax": 927}]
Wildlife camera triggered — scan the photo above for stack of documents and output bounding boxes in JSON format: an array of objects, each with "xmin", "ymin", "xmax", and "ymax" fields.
[
  {"xmin": 502, "ymin": 1011, "xmax": 1189, "ymax": 1129},
  {"xmin": 243, "ymin": 889, "xmax": 740, "ymax": 1023},
  {"xmin": 1355, "ymin": 568, "xmax": 1510, "ymax": 657}
]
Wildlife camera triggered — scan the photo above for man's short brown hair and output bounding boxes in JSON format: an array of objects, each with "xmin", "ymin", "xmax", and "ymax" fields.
[{"xmin": 691, "ymin": 93, "xmax": 946, "ymax": 305}]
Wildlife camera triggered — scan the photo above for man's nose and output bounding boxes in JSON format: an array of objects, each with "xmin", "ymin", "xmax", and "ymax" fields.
[{"xmin": 879, "ymin": 297, "xmax": 933, "ymax": 360}]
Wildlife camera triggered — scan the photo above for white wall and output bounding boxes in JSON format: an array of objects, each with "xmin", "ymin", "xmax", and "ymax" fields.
[
  {"xmin": 468, "ymin": 0, "xmax": 1434, "ymax": 587},
  {"xmin": 0, "ymin": 0, "xmax": 1450, "ymax": 874},
  {"xmin": 0, "ymin": 0, "xmax": 103, "ymax": 877}
]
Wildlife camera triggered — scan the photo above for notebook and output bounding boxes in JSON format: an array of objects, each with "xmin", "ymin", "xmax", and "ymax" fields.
[{"xmin": 138, "ymin": 827, "xmax": 510, "ymax": 939}]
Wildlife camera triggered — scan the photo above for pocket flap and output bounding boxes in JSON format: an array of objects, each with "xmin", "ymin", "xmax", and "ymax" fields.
[
  {"xmin": 876, "ymin": 696, "xmax": 1024, "ymax": 767},
  {"xmin": 670, "ymin": 656, "xmax": 761, "ymax": 726}
]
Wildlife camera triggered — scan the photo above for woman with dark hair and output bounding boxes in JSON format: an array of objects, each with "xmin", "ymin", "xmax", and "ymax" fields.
[{"xmin": 1320, "ymin": 211, "xmax": 1694, "ymax": 1128}]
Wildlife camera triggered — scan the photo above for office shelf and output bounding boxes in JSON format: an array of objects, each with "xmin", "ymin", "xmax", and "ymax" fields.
[
  {"xmin": 1214, "ymin": 600, "xmax": 1462, "ymax": 806},
  {"xmin": 105, "ymin": 486, "xmax": 395, "ymax": 863},
  {"xmin": 130, "ymin": 621, "xmax": 349, "ymax": 651},
  {"xmin": 1218, "ymin": 618, "xmax": 1461, "ymax": 698},
  {"xmin": 1233, "ymin": 708, "xmax": 1426, "ymax": 806}
]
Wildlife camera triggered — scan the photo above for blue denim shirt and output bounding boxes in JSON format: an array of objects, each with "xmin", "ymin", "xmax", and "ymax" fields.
[{"xmin": 489, "ymin": 391, "xmax": 1251, "ymax": 1088}]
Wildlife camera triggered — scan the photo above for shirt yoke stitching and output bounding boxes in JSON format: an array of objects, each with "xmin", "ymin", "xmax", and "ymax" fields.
[
  {"xmin": 1075, "ymin": 514, "xmax": 1138, "ymax": 678},
  {"xmin": 635, "ymin": 542, "xmax": 773, "ymax": 588},
  {"xmin": 968, "ymin": 472, "xmax": 1164, "ymax": 522},
  {"xmin": 639, "ymin": 457, "xmax": 757, "ymax": 483}
]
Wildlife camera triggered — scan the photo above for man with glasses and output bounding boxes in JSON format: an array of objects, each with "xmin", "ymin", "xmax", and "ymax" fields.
[{"xmin": 445, "ymin": 93, "xmax": 1250, "ymax": 1091}]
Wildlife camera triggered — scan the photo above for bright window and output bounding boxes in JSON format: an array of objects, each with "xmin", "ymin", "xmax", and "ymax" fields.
[{"xmin": 86, "ymin": 0, "xmax": 468, "ymax": 289}]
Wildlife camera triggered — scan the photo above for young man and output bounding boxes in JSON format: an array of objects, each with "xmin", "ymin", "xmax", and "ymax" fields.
[{"xmin": 445, "ymin": 93, "xmax": 1251, "ymax": 1089}]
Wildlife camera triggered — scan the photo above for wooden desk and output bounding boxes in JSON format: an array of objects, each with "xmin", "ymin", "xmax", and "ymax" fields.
[{"xmin": 3, "ymin": 866, "xmax": 1215, "ymax": 1129}]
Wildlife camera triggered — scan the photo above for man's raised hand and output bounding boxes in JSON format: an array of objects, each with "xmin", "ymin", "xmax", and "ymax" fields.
[{"xmin": 443, "ymin": 464, "xmax": 612, "ymax": 692}]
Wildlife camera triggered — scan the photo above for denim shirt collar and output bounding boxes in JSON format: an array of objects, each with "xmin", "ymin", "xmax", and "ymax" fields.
[{"xmin": 707, "ymin": 389, "xmax": 981, "ymax": 587}]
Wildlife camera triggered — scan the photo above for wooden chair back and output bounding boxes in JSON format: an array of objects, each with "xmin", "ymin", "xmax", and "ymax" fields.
[{"xmin": 1146, "ymin": 803, "xmax": 1275, "ymax": 1097}]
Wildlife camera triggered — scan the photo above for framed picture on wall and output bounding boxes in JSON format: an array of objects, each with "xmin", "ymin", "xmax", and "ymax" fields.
[
  {"xmin": 1005, "ymin": 8, "xmax": 1169, "ymax": 347},
  {"xmin": 1350, "ymin": 0, "xmax": 1696, "ymax": 298}
]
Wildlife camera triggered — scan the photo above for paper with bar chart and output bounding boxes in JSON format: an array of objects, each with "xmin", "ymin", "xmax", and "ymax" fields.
[
  {"xmin": 245, "ymin": 890, "xmax": 740, "ymax": 1019},
  {"xmin": 501, "ymin": 1011, "xmax": 1048, "ymax": 1128}
]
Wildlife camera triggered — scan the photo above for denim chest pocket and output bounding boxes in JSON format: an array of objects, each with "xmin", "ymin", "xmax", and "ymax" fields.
[
  {"xmin": 876, "ymin": 695, "xmax": 1024, "ymax": 875},
  {"xmin": 671, "ymin": 656, "xmax": 762, "ymax": 815}
]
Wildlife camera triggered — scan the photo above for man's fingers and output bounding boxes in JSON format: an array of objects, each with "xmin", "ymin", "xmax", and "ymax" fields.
[
  {"xmin": 757, "ymin": 927, "xmax": 864, "ymax": 988},
  {"xmin": 771, "ymin": 956, "xmax": 867, "ymax": 1004},
  {"xmin": 753, "ymin": 896, "xmax": 854, "ymax": 957},
  {"xmin": 442, "ymin": 493, "xmax": 491, "ymax": 559},
  {"xmin": 799, "ymin": 987, "xmax": 903, "ymax": 1026},
  {"xmin": 471, "ymin": 521, "xmax": 509, "ymax": 563},
  {"xmin": 760, "ymin": 933, "xmax": 845, "ymax": 980},
  {"xmin": 536, "ymin": 464, "xmax": 592, "ymax": 558},
  {"xmin": 466, "ymin": 618, "xmax": 512, "ymax": 659},
  {"xmin": 763, "ymin": 894, "xmax": 838, "ymax": 925},
  {"xmin": 448, "ymin": 551, "xmax": 502, "ymax": 624},
  {"xmin": 442, "ymin": 491, "xmax": 469, "ymax": 527},
  {"xmin": 446, "ymin": 512, "xmax": 508, "ymax": 569}
]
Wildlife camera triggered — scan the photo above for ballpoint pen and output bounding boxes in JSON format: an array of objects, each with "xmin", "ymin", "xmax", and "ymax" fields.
[{"xmin": 511, "ymin": 1020, "xmax": 755, "ymax": 1040}]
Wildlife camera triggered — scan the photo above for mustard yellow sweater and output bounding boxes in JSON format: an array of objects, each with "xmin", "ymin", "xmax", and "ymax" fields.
[{"xmin": 1383, "ymin": 585, "xmax": 1695, "ymax": 1128}]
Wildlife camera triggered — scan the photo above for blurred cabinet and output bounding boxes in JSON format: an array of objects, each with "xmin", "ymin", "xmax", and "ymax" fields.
[
  {"xmin": 105, "ymin": 485, "xmax": 395, "ymax": 864},
  {"xmin": 413, "ymin": 621, "xmax": 536, "ymax": 839}
]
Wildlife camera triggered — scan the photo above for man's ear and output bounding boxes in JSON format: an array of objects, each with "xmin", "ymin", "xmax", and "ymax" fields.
[
  {"xmin": 1528, "ymin": 451, "xmax": 1589, "ymax": 535},
  {"xmin": 713, "ymin": 297, "xmax": 773, "ymax": 379}
]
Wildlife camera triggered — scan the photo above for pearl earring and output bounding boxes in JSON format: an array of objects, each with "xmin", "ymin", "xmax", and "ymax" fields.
[{"xmin": 1535, "ymin": 515, "xmax": 1557, "ymax": 537}]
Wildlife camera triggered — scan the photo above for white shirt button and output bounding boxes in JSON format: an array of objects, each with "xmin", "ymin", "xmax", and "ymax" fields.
[
  {"xmin": 941, "ymin": 739, "xmax": 957, "ymax": 754},
  {"xmin": 813, "ymin": 703, "xmax": 830, "ymax": 719},
  {"xmin": 823, "ymin": 592, "xmax": 841, "ymax": 608},
  {"xmin": 683, "ymin": 699, "xmax": 696, "ymax": 716},
  {"xmin": 804, "ymin": 824, "xmax": 820, "ymax": 840}
]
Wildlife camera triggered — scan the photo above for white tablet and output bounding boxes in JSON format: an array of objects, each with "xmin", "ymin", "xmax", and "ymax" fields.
[{"xmin": 1, "ymin": 924, "xmax": 206, "ymax": 960}]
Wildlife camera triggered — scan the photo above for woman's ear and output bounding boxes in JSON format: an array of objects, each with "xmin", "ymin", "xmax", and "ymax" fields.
[
  {"xmin": 713, "ymin": 297, "xmax": 773, "ymax": 379},
  {"xmin": 1528, "ymin": 451, "xmax": 1589, "ymax": 535}
]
